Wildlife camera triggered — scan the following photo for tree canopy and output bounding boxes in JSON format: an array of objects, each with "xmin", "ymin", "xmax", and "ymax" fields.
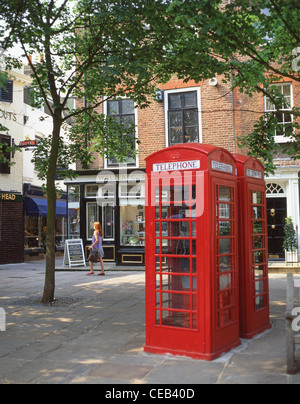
[
  {"xmin": 164, "ymin": 0, "xmax": 300, "ymax": 172},
  {"xmin": 0, "ymin": 0, "xmax": 181, "ymax": 302}
]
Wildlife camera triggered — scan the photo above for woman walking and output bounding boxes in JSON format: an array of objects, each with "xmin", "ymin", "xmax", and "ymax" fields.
[{"xmin": 87, "ymin": 222, "xmax": 105, "ymax": 276}]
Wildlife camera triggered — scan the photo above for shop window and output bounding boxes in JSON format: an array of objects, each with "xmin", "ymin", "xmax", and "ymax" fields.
[
  {"xmin": 85, "ymin": 185, "xmax": 98, "ymax": 198},
  {"xmin": 120, "ymin": 180, "xmax": 145, "ymax": 246},
  {"xmin": 120, "ymin": 204, "xmax": 145, "ymax": 247},
  {"xmin": 102, "ymin": 202, "xmax": 114, "ymax": 241},
  {"xmin": 68, "ymin": 185, "xmax": 80, "ymax": 239},
  {"xmin": 86, "ymin": 183, "xmax": 116, "ymax": 199},
  {"xmin": 24, "ymin": 215, "xmax": 66, "ymax": 250},
  {"xmin": 87, "ymin": 202, "xmax": 99, "ymax": 240},
  {"xmin": 105, "ymin": 99, "xmax": 137, "ymax": 167},
  {"xmin": 165, "ymin": 89, "xmax": 200, "ymax": 146}
]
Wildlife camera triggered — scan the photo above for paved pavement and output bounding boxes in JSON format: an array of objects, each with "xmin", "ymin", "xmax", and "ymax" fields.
[{"xmin": 0, "ymin": 259, "xmax": 299, "ymax": 384}]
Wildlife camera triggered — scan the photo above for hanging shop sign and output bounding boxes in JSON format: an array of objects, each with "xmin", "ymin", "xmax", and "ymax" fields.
[{"xmin": 19, "ymin": 140, "xmax": 37, "ymax": 148}]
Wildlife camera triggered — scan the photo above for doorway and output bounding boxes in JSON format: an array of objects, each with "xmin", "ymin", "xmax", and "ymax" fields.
[{"xmin": 267, "ymin": 197, "xmax": 287, "ymax": 260}]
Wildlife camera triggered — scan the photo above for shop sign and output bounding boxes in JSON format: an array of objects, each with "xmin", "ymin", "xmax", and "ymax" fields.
[
  {"xmin": 0, "ymin": 109, "xmax": 17, "ymax": 122},
  {"xmin": 19, "ymin": 140, "xmax": 37, "ymax": 148},
  {"xmin": 0, "ymin": 192, "xmax": 22, "ymax": 202},
  {"xmin": 64, "ymin": 239, "xmax": 86, "ymax": 268}
]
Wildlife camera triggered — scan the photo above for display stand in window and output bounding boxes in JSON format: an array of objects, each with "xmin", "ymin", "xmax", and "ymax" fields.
[{"xmin": 121, "ymin": 205, "xmax": 145, "ymax": 247}]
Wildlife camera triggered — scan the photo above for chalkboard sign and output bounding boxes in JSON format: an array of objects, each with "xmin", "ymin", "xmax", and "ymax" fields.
[{"xmin": 64, "ymin": 239, "xmax": 86, "ymax": 268}]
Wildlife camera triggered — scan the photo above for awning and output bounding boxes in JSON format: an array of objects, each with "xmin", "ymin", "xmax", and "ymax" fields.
[{"xmin": 25, "ymin": 197, "xmax": 67, "ymax": 217}]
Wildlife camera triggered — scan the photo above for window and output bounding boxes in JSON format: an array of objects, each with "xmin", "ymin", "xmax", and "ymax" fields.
[
  {"xmin": 165, "ymin": 89, "xmax": 200, "ymax": 146},
  {"xmin": 68, "ymin": 185, "xmax": 80, "ymax": 239},
  {"xmin": 0, "ymin": 80, "xmax": 13, "ymax": 103},
  {"xmin": 87, "ymin": 202, "xmax": 99, "ymax": 240},
  {"xmin": 265, "ymin": 83, "xmax": 293, "ymax": 142},
  {"xmin": 0, "ymin": 134, "xmax": 11, "ymax": 174},
  {"xmin": 251, "ymin": 190, "xmax": 268, "ymax": 311},
  {"xmin": 24, "ymin": 86, "xmax": 53, "ymax": 116},
  {"xmin": 266, "ymin": 183, "xmax": 285, "ymax": 195},
  {"xmin": 216, "ymin": 185, "xmax": 236, "ymax": 328},
  {"xmin": 155, "ymin": 184, "xmax": 198, "ymax": 329},
  {"xmin": 106, "ymin": 99, "xmax": 137, "ymax": 167},
  {"xmin": 119, "ymin": 181, "xmax": 145, "ymax": 247}
]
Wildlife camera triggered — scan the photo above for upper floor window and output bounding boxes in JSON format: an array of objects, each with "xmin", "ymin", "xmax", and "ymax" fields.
[
  {"xmin": 265, "ymin": 83, "xmax": 293, "ymax": 142},
  {"xmin": 106, "ymin": 99, "xmax": 137, "ymax": 168},
  {"xmin": 0, "ymin": 80, "xmax": 13, "ymax": 103},
  {"xmin": 165, "ymin": 89, "xmax": 201, "ymax": 146}
]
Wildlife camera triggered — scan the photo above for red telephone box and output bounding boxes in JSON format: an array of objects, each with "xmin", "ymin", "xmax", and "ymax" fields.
[
  {"xmin": 234, "ymin": 154, "xmax": 271, "ymax": 339},
  {"xmin": 145, "ymin": 144, "xmax": 241, "ymax": 361}
]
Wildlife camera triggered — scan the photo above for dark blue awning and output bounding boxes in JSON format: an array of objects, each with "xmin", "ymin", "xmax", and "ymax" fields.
[{"xmin": 25, "ymin": 197, "xmax": 67, "ymax": 217}]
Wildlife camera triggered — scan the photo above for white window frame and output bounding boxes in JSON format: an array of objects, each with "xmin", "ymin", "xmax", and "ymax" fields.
[
  {"xmin": 164, "ymin": 87, "xmax": 202, "ymax": 147},
  {"xmin": 103, "ymin": 97, "xmax": 139, "ymax": 169},
  {"xmin": 264, "ymin": 83, "xmax": 294, "ymax": 144},
  {"xmin": 86, "ymin": 202, "xmax": 99, "ymax": 241},
  {"xmin": 102, "ymin": 201, "xmax": 115, "ymax": 241}
]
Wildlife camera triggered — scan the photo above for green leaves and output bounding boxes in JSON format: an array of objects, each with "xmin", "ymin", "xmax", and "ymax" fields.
[
  {"xmin": 164, "ymin": 0, "xmax": 300, "ymax": 169},
  {"xmin": 283, "ymin": 217, "xmax": 298, "ymax": 252}
]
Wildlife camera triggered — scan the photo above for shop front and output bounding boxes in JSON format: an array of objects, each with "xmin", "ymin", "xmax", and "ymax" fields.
[
  {"xmin": 23, "ymin": 184, "xmax": 67, "ymax": 258},
  {"xmin": 66, "ymin": 170, "xmax": 146, "ymax": 265}
]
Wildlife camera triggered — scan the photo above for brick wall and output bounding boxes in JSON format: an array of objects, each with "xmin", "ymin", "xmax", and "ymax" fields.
[
  {"xmin": 0, "ymin": 200, "xmax": 23, "ymax": 265},
  {"xmin": 76, "ymin": 75, "xmax": 300, "ymax": 172}
]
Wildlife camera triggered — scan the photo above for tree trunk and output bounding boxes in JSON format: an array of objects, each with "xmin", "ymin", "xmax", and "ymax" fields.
[{"xmin": 41, "ymin": 114, "xmax": 62, "ymax": 304}]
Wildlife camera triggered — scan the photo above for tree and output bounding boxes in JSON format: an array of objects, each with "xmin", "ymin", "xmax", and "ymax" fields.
[
  {"xmin": 0, "ymin": 0, "xmax": 178, "ymax": 303},
  {"xmin": 164, "ymin": 0, "xmax": 300, "ymax": 172},
  {"xmin": 1, "ymin": 0, "xmax": 299, "ymax": 302},
  {"xmin": 283, "ymin": 217, "xmax": 298, "ymax": 252}
]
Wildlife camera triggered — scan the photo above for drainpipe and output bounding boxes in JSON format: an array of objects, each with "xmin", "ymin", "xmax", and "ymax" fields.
[{"xmin": 230, "ymin": 68, "xmax": 237, "ymax": 153}]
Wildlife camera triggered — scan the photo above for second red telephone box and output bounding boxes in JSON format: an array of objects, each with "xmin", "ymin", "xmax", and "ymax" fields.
[
  {"xmin": 234, "ymin": 154, "xmax": 271, "ymax": 339},
  {"xmin": 145, "ymin": 144, "xmax": 241, "ymax": 361}
]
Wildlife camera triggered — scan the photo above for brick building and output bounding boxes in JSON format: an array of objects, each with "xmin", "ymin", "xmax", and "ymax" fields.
[
  {"xmin": 0, "ymin": 68, "xmax": 31, "ymax": 265},
  {"xmin": 235, "ymin": 79, "xmax": 300, "ymax": 261},
  {"xmin": 66, "ymin": 74, "xmax": 300, "ymax": 265}
]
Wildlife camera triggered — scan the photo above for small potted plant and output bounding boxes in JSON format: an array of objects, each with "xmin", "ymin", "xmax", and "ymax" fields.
[{"xmin": 283, "ymin": 217, "xmax": 299, "ymax": 265}]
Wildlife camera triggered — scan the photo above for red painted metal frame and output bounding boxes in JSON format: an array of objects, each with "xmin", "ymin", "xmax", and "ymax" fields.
[
  {"xmin": 234, "ymin": 154, "xmax": 271, "ymax": 339},
  {"xmin": 145, "ymin": 144, "xmax": 241, "ymax": 361}
]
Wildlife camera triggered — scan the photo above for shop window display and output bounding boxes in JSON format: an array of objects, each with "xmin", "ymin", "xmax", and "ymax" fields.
[
  {"xmin": 120, "ymin": 205, "xmax": 145, "ymax": 246},
  {"xmin": 24, "ymin": 215, "xmax": 66, "ymax": 250},
  {"xmin": 68, "ymin": 186, "xmax": 80, "ymax": 239}
]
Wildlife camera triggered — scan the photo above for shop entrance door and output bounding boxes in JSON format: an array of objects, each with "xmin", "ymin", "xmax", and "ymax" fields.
[{"xmin": 267, "ymin": 197, "xmax": 287, "ymax": 260}]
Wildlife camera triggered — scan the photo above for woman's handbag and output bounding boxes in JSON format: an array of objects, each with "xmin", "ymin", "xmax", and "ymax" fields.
[{"xmin": 88, "ymin": 248, "xmax": 100, "ymax": 263}]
